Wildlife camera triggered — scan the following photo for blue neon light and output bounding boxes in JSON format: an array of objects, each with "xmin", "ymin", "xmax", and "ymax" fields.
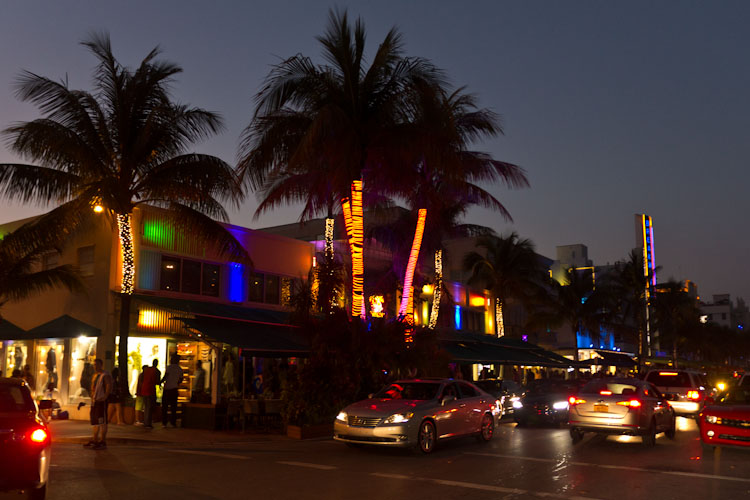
[
  {"xmin": 454, "ymin": 305, "xmax": 462, "ymax": 330},
  {"xmin": 229, "ymin": 263, "xmax": 244, "ymax": 302}
]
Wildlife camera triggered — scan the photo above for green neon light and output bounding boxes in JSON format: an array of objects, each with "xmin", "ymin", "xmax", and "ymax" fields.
[{"xmin": 142, "ymin": 219, "xmax": 176, "ymax": 249}]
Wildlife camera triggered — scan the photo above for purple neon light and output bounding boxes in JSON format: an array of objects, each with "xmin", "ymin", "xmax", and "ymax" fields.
[{"xmin": 648, "ymin": 220, "xmax": 656, "ymax": 286}]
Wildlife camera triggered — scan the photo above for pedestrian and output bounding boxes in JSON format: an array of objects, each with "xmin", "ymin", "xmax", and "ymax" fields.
[
  {"xmin": 192, "ymin": 360, "xmax": 205, "ymax": 403},
  {"xmin": 141, "ymin": 359, "xmax": 161, "ymax": 428},
  {"xmin": 22, "ymin": 364, "xmax": 35, "ymax": 395},
  {"xmin": 107, "ymin": 367, "xmax": 124, "ymax": 425},
  {"xmin": 11, "ymin": 369, "xmax": 22, "ymax": 378},
  {"xmin": 134, "ymin": 364, "xmax": 147, "ymax": 426},
  {"xmin": 161, "ymin": 355, "xmax": 183, "ymax": 427},
  {"xmin": 83, "ymin": 359, "xmax": 112, "ymax": 450}
]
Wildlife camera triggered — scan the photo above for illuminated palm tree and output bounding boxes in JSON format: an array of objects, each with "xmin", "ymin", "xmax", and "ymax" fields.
[
  {"xmin": 0, "ymin": 33, "xmax": 247, "ymax": 392},
  {"xmin": 239, "ymin": 9, "xmax": 444, "ymax": 319}
]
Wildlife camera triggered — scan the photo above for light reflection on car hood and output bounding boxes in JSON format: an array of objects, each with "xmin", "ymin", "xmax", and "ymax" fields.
[{"xmin": 343, "ymin": 398, "xmax": 433, "ymax": 417}]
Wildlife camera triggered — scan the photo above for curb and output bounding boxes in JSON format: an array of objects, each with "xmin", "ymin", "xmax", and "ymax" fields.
[{"xmin": 54, "ymin": 436, "xmax": 171, "ymax": 446}]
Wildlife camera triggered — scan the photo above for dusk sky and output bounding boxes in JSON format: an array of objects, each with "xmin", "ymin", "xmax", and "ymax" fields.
[{"xmin": 1, "ymin": 1, "xmax": 748, "ymax": 303}]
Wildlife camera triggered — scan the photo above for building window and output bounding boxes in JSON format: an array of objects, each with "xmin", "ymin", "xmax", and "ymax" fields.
[
  {"xmin": 181, "ymin": 260, "xmax": 202, "ymax": 294},
  {"xmin": 265, "ymin": 275, "xmax": 280, "ymax": 304},
  {"xmin": 202, "ymin": 263, "xmax": 220, "ymax": 297},
  {"xmin": 77, "ymin": 246, "xmax": 95, "ymax": 277},
  {"xmin": 42, "ymin": 252, "xmax": 60, "ymax": 270},
  {"xmin": 160, "ymin": 257, "xmax": 181, "ymax": 291},
  {"xmin": 248, "ymin": 272, "xmax": 264, "ymax": 302}
]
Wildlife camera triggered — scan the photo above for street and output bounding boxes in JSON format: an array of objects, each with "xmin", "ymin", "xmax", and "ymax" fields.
[{"xmin": 21, "ymin": 417, "xmax": 750, "ymax": 500}]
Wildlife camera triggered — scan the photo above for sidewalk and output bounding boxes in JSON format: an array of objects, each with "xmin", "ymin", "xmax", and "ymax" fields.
[{"xmin": 49, "ymin": 419, "xmax": 287, "ymax": 446}]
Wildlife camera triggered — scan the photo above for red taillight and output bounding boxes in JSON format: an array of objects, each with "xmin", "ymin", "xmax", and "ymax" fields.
[
  {"xmin": 569, "ymin": 396, "xmax": 586, "ymax": 405},
  {"xmin": 687, "ymin": 391, "xmax": 701, "ymax": 400},
  {"xmin": 617, "ymin": 399, "xmax": 642, "ymax": 408},
  {"xmin": 600, "ymin": 390, "xmax": 612, "ymax": 396},
  {"xmin": 29, "ymin": 428, "xmax": 48, "ymax": 443}
]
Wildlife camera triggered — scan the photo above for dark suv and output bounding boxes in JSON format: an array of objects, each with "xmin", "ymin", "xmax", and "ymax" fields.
[
  {"xmin": 0, "ymin": 378, "xmax": 51, "ymax": 499},
  {"xmin": 644, "ymin": 369, "xmax": 711, "ymax": 418}
]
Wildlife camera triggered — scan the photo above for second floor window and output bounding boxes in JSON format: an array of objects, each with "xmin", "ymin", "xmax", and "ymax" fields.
[{"xmin": 160, "ymin": 256, "xmax": 221, "ymax": 297}]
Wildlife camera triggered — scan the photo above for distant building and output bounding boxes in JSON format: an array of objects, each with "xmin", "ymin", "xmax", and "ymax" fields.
[{"xmin": 700, "ymin": 294, "xmax": 733, "ymax": 329}]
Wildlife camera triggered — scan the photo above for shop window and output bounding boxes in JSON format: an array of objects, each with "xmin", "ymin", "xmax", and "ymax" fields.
[
  {"xmin": 77, "ymin": 245, "xmax": 95, "ymax": 277},
  {"xmin": 181, "ymin": 259, "xmax": 202, "ymax": 295},
  {"xmin": 160, "ymin": 257, "xmax": 181, "ymax": 291},
  {"xmin": 4, "ymin": 341, "xmax": 29, "ymax": 375},
  {"xmin": 34, "ymin": 341, "xmax": 64, "ymax": 397},
  {"xmin": 42, "ymin": 252, "xmax": 60, "ymax": 270},
  {"xmin": 202, "ymin": 263, "xmax": 220, "ymax": 297},
  {"xmin": 69, "ymin": 337, "xmax": 97, "ymax": 404},
  {"xmin": 249, "ymin": 272, "xmax": 264, "ymax": 302},
  {"xmin": 265, "ymin": 275, "xmax": 280, "ymax": 304}
]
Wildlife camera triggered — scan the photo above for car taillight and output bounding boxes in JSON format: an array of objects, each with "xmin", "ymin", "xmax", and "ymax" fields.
[
  {"xmin": 600, "ymin": 390, "xmax": 612, "ymax": 396},
  {"xmin": 616, "ymin": 400, "xmax": 642, "ymax": 408},
  {"xmin": 687, "ymin": 390, "xmax": 701, "ymax": 400},
  {"xmin": 29, "ymin": 428, "xmax": 48, "ymax": 443},
  {"xmin": 568, "ymin": 396, "xmax": 586, "ymax": 405}
]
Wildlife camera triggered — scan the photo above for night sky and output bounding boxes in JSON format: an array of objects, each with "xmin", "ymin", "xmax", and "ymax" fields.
[{"xmin": 1, "ymin": 1, "xmax": 748, "ymax": 302}]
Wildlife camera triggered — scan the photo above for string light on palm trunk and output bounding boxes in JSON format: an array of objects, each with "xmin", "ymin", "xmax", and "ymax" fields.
[
  {"xmin": 496, "ymin": 298, "xmax": 505, "ymax": 337},
  {"xmin": 325, "ymin": 217, "xmax": 335, "ymax": 261},
  {"xmin": 117, "ymin": 213, "xmax": 135, "ymax": 295},
  {"xmin": 428, "ymin": 249, "xmax": 442, "ymax": 329},
  {"xmin": 398, "ymin": 209, "xmax": 427, "ymax": 323}
]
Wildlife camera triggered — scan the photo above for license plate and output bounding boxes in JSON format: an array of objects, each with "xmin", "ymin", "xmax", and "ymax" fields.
[{"xmin": 594, "ymin": 404, "xmax": 608, "ymax": 412}]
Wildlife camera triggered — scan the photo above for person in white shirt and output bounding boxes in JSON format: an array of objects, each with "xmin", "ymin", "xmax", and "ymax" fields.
[{"xmin": 160, "ymin": 356, "xmax": 183, "ymax": 427}]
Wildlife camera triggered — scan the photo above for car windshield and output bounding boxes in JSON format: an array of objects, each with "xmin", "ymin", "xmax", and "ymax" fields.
[
  {"xmin": 0, "ymin": 384, "xmax": 35, "ymax": 413},
  {"xmin": 525, "ymin": 381, "xmax": 576, "ymax": 395},
  {"xmin": 718, "ymin": 387, "xmax": 750, "ymax": 405},
  {"xmin": 375, "ymin": 382, "xmax": 441, "ymax": 400},
  {"xmin": 581, "ymin": 380, "xmax": 639, "ymax": 395},
  {"xmin": 474, "ymin": 380, "xmax": 502, "ymax": 394},
  {"xmin": 646, "ymin": 372, "xmax": 692, "ymax": 387}
]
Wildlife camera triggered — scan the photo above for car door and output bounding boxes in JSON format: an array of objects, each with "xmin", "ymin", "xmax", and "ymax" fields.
[
  {"xmin": 457, "ymin": 382, "xmax": 486, "ymax": 433},
  {"xmin": 435, "ymin": 383, "xmax": 463, "ymax": 438},
  {"xmin": 645, "ymin": 383, "xmax": 670, "ymax": 430}
]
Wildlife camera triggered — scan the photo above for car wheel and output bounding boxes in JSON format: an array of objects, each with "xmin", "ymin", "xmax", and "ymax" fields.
[
  {"xmin": 570, "ymin": 427, "xmax": 584, "ymax": 444},
  {"xmin": 478, "ymin": 413, "xmax": 494, "ymax": 442},
  {"xmin": 27, "ymin": 485, "xmax": 46, "ymax": 500},
  {"xmin": 418, "ymin": 420, "xmax": 437, "ymax": 454},
  {"xmin": 665, "ymin": 415, "xmax": 676, "ymax": 440},
  {"xmin": 642, "ymin": 419, "xmax": 657, "ymax": 447}
]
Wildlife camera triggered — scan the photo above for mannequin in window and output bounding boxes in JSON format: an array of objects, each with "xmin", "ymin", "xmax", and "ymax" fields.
[
  {"xmin": 46, "ymin": 347, "xmax": 58, "ymax": 388},
  {"xmin": 14, "ymin": 346, "xmax": 24, "ymax": 371}
]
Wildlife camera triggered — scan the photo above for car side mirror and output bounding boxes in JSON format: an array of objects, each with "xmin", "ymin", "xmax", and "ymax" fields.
[
  {"xmin": 38, "ymin": 400, "xmax": 53, "ymax": 410},
  {"xmin": 441, "ymin": 395, "xmax": 456, "ymax": 406},
  {"xmin": 705, "ymin": 396, "xmax": 715, "ymax": 406}
]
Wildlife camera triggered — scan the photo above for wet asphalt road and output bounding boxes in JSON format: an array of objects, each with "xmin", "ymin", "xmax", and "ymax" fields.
[{"xmin": 9, "ymin": 417, "xmax": 750, "ymax": 500}]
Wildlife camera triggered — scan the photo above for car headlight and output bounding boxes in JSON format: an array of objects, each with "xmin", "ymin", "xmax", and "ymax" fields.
[
  {"xmin": 552, "ymin": 401, "xmax": 569, "ymax": 411},
  {"xmin": 384, "ymin": 412, "xmax": 414, "ymax": 424},
  {"xmin": 336, "ymin": 411, "xmax": 348, "ymax": 422},
  {"xmin": 716, "ymin": 382, "xmax": 726, "ymax": 392},
  {"xmin": 513, "ymin": 400, "xmax": 523, "ymax": 409},
  {"xmin": 705, "ymin": 415, "xmax": 718, "ymax": 424}
]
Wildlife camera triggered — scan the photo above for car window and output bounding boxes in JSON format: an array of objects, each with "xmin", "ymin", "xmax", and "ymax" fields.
[
  {"xmin": 375, "ymin": 382, "xmax": 441, "ymax": 400},
  {"xmin": 441, "ymin": 383, "xmax": 458, "ymax": 400},
  {"xmin": 643, "ymin": 384, "xmax": 662, "ymax": 399},
  {"xmin": 0, "ymin": 384, "xmax": 35, "ymax": 412},
  {"xmin": 581, "ymin": 381, "xmax": 639, "ymax": 395},
  {"xmin": 474, "ymin": 380, "xmax": 501, "ymax": 394},
  {"xmin": 719, "ymin": 388, "xmax": 750, "ymax": 405},
  {"xmin": 458, "ymin": 382, "xmax": 479, "ymax": 399},
  {"xmin": 645, "ymin": 371, "xmax": 693, "ymax": 387}
]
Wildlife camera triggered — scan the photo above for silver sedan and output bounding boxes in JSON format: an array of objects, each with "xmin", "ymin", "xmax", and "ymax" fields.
[{"xmin": 333, "ymin": 378, "xmax": 499, "ymax": 453}]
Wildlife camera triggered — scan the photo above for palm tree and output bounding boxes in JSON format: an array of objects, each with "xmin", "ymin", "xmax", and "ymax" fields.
[
  {"xmin": 374, "ymin": 86, "xmax": 528, "ymax": 325},
  {"xmin": 0, "ymin": 33, "xmax": 247, "ymax": 392},
  {"xmin": 0, "ymin": 210, "xmax": 83, "ymax": 317},
  {"xmin": 238, "ymin": 8, "xmax": 444, "ymax": 319},
  {"xmin": 464, "ymin": 233, "xmax": 547, "ymax": 337},
  {"xmin": 651, "ymin": 280, "xmax": 700, "ymax": 366}
]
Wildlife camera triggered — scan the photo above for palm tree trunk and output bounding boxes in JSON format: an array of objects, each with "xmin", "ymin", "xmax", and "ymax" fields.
[
  {"xmin": 428, "ymin": 249, "xmax": 443, "ymax": 329},
  {"xmin": 350, "ymin": 180, "xmax": 365, "ymax": 319},
  {"xmin": 398, "ymin": 209, "xmax": 427, "ymax": 322},
  {"xmin": 324, "ymin": 216, "xmax": 335, "ymax": 262},
  {"xmin": 496, "ymin": 298, "xmax": 505, "ymax": 337},
  {"xmin": 116, "ymin": 212, "xmax": 135, "ymax": 396}
]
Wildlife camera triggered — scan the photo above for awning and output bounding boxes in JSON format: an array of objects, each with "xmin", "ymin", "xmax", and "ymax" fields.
[
  {"xmin": 24, "ymin": 315, "xmax": 101, "ymax": 339},
  {"xmin": 0, "ymin": 320, "xmax": 26, "ymax": 340},
  {"xmin": 178, "ymin": 316, "xmax": 309, "ymax": 358},
  {"xmin": 134, "ymin": 294, "xmax": 290, "ymax": 325},
  {"xmin": 592, "ymin": 350, "xmax": 636, "ymax": 367}
]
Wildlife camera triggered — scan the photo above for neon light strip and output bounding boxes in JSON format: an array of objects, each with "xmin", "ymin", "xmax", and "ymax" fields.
[
  {"xmin": 648, "ymin": 219, "xmax": 656, "ymax": 286},
  {"xmin": 641, "ymin": 216, "xmax": 648, "ymax": 280},
  {"xmin": 398, "ymin": 209, "xmax": 427, "ymax": 322}
]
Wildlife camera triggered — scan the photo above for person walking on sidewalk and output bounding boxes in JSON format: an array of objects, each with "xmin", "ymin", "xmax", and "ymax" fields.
[
  {"xmin": 161, "ymin": 355, "xmax": 183, "ymax": 427},
  {"xmin": 84, "ymin": 359, "xmax": 112, "ymax": 450},
  {"xmin": 134, "ymin": 365, "xmax": 148, "ymax": 426},
  {"xmin": 141, "ymin": 359, "xmax": 161, "ymax": 428}
]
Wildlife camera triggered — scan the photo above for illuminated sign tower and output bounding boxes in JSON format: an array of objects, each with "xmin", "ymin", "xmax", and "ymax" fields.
[{"xmin": 635, "ymin": 214, "xmax": 657, "ymax": 356}]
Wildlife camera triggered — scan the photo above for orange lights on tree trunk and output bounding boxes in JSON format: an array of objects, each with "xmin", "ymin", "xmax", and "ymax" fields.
[
  {"xmin": 342, "ymin": 181, "xmax": 365, "ymax": 319},
  {"xmin": 116, "ymin": 213, "xmax": 135, "ymax": 295},
  {"xmin": 398, "ymin": 209, "xmax": 427, "ymax": 323}
]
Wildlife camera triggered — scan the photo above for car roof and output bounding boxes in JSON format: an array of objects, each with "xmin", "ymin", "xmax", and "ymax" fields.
[
  {"xmin": 585, "ymin": 377, "xmax": 644, "ymax": 385},
  {"xmin": 0, "ymin": 377, "xmax": 26, "ymax": 387}
]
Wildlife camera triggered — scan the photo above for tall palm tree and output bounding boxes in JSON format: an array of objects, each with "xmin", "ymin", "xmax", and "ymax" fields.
[
  {"xmin": 238, "ymin": 8, "xmax": 445, "ymax": 319},
  {"xmin": 464, "ymin": 233, "xmax": 547, "ymax": 337},
  {"xmin": 0, "ymin": 33, "xmax": 247, "ymax": 392},
  {"xmin": 0, "ymin": 210, "xmax": 83, "ymax": 317},
  {"xmin": 651, "ymin": 280, "xmax": 700, "ymax": 366},
  {"xmin": 374, "ymin": 86, "xmax": 527, "ymax": 325}
]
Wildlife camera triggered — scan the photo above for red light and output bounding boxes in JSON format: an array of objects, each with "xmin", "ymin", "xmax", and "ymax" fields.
[
  {"xmin": 617, "ymin": 400, "xmax": 642, "ymax": 408},
  {"xmin": 659, "ymin": 372, "xmax": 678, "ymax": 376},
  {"xmin": 568, "ymin": 397, "xmax": 586, "ymax": 405},
  {"xmin": 600, "ymin": 390, "xmax": 612, "ymax": 396},
  {"xmin": 687, "ymin": 391, "xmax": 701, "ymax": 400},
  {"xmin": 30, "ymin": 428, "xmax": 48, "ymax": 443}
]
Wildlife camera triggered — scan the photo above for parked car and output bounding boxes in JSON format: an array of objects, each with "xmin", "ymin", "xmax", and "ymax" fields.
[
  {"xmin": 474, "ymin": 379, "xmax": 522, "ymax": 418},
  {"xmin": 333, "ymin": 378, "xmax": 497, "ymax": 453},
  {"xmin": 644, "ymin": 369, "xmax": 711, "ymax": 418},
  {"xmin": 699, "ymin": 385, "xmax": 750, "ymax": 450},
  {"xmin": 513, "ymin": 379, "xmax": 580, "ymax": 427},
  {"xmin": 0, "ymin": 378, "xmax": 52, "ymax": 499},
  {"xmin": 568, "ymin": 378, "xmax": 676, "ymax": 446}
]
